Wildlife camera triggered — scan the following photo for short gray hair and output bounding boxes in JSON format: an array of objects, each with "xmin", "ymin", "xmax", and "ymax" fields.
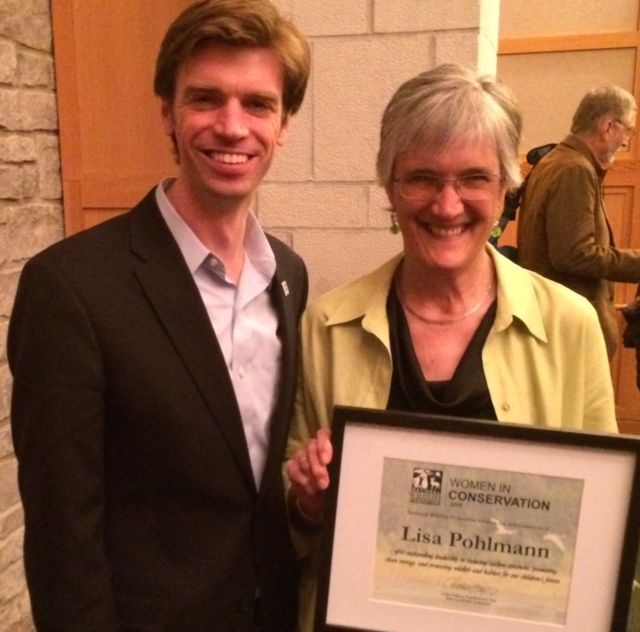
[
  {"xmin": 376, "ymin": 64, "xmax": 523, "ymax": 192},
  {"xmin": 571, "ymin": 85, "xmax": 637, "ymax": 135}
]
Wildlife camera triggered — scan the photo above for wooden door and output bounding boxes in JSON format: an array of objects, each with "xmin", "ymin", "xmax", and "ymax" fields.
[
  {"xmin": 497, "ymin": 0, "xmax": 640, "ymax": 433},
  {"xmin": 51, "ymin": 0, "xmax": 189, "ymax": 233}
]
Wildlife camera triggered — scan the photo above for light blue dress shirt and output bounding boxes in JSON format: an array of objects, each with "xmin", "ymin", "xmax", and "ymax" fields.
[{"xmin": 155, "ymin": 181, "xmax": 281, "ymax": 488}]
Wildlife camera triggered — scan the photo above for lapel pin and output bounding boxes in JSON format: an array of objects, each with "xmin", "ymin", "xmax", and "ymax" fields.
[{"xmin": 281, "ymin": 280, "xmax": 290, "ymax": 296}]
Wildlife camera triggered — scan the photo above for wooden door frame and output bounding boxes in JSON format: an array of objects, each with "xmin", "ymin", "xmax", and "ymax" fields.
[{"xmin": 51, "ymin": 0, "xmax": 85, "ymax": 235}]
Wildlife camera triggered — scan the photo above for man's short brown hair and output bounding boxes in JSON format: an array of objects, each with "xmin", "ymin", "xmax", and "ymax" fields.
[{"xmin": 154, "ymin": 0, "xmax": 310, "ymax": 117}]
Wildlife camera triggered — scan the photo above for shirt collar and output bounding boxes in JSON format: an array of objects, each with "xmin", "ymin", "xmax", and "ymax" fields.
[
  {"xmin": 322, "ymin": 249, "xmax": 547, "ymax": 345},
  {"xmin": 488, "ymin": 245, "xmax": 546, "ymax": 342},
  {"xmin": 155, "ymin": 178, "xmax": 276, "ymax": 282}
]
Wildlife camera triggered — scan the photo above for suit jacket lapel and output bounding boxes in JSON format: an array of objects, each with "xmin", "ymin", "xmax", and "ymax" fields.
[
  {"xmin": 260, "ymin": 238, "xmax": 308, "ymax": 495},
  {"xmin": 127, "ymin": 190, "xmax": 256, "ymax": 488},
  {"xmin": 260, "ymin": 273, "xmax": 295, "ymax": 493}
]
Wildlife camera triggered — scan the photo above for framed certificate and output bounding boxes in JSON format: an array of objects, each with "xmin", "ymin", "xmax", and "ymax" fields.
[{"xmin": 314, "ymin": 406, "xmax": 640, "ymax": 632}]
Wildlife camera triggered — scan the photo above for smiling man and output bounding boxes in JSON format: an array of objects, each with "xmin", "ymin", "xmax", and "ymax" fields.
[
  {"xmin": 8, "ymin": 1, "xmax": 310, "ymax": 631},
  {"xmin": 516, "ymin": 85, "xmax": 640, "ymax": 360}
]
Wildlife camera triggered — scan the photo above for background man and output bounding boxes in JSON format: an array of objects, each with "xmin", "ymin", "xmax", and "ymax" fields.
[
  {"xmin": 517, "ymin": 85, "xmax": 640, "ymax": 360},
  {"xmin": 8, "ymin": 1, "xmax": 310, "ymax": 630}
]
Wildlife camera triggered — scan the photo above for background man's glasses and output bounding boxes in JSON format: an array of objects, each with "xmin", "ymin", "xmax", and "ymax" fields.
[
  {"xmin": 394, "ymin": 172, "xmax": 503, "ymax": 202},
  {"xmin": 614, "ymin": 118, "xmax": 636, "ymax": 138}
]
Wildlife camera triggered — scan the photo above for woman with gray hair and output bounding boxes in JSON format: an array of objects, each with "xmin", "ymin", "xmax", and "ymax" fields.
[{"xmin": 285, "ymin": 64, "xmax": 618, "ymax": 631}]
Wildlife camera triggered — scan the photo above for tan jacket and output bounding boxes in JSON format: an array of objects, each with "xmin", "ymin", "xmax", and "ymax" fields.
[
  {"xmin": 287, "ymin": 246, "xmax": 617, "ymax": 631},
  {"xmin": 517, "ymin": 134, "xmax": 640, "ymax": 359}
]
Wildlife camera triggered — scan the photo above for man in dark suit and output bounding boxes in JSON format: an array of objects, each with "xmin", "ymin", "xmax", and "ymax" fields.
[{"xmin": 8, "ymin": 1, "xmax": 310, "ymax": 630}]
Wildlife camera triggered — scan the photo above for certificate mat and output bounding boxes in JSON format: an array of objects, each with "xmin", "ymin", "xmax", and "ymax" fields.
[{"xmin": 314, "ymin": 406, "xmax": 640, "ymax": 632}]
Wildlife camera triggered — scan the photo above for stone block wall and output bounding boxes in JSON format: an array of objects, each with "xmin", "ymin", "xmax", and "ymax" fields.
[
  {"xmin": 0, "ymin": 0, "xmax": 63, "ymax": 629},
  {"xmin": 0, "ymin": 0, "xmax": 497, "ymax": 629}
]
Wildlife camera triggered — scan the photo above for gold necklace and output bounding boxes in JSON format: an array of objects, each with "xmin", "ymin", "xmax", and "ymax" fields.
[{"xmin": 400, "ymin": 285, "xmax": 494, "ymax": 326}]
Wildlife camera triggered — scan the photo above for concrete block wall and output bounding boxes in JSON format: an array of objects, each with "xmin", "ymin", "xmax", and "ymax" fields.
[{"xmin": 0, "ymin": 0, "xmax": 497, "ymax": 628}]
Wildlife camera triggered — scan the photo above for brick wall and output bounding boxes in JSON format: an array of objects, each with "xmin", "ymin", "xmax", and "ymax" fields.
[
  {"xmin": 0, "ymin": 0, "xmax": 63, "ymax": 629},
  {"xmin": 0, "ymin": 1, "xmax": 498, "ymax": 629}
]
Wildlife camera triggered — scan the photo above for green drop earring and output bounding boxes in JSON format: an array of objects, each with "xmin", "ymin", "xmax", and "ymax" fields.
[{"xmin": 390, "ymin": 211, "xmax": 400, "ymax": 235}]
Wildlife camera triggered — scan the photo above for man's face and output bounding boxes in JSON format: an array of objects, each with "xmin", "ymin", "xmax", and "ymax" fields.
[
  {"xmin": 161, "ymin": 43, "xmax": 289, "ymax": 212},
  {"xmin": 601, "ymin": 110, "xmax": 636, "ymax": 166}
]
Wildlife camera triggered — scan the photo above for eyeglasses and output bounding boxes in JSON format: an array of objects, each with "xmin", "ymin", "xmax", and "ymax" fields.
[
  {"xmin": 613, "ymin": 118, "xmax": 636, "ymax": 138},
  {"xmin": 394, "ymin": 172, "xmax": 504, "ymax": 202}
]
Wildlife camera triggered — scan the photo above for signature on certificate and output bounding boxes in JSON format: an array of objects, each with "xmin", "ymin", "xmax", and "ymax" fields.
[{"xmin": 443, "ymin": 578, "xmax": 498, "ymax": 596}]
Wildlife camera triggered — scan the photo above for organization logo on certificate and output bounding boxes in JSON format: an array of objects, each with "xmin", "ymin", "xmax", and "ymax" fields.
[{"xmin": 411, "ymin": 468, "xmax": 443, "ymax": 505}]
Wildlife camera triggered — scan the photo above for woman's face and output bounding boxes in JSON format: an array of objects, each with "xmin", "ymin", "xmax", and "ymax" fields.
[{"xmin": 387, "ymin": 139, "xmax": 507, "ymax": 277}]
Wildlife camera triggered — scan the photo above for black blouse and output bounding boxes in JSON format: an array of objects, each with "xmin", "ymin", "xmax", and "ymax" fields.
[{"xmin": 386, "ymin": 285, "xmax": 498, "ymax": 421}]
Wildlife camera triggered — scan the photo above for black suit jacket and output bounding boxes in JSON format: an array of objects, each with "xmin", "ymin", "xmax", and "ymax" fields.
[{"xmin": 8, "ymin": 189, "xmax": 308, "ymax": 632}]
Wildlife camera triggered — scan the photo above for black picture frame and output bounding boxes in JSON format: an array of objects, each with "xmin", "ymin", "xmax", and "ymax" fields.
[{"xmin": 314, "ymin": 405, "xmax": 640, "ymax": 632}]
